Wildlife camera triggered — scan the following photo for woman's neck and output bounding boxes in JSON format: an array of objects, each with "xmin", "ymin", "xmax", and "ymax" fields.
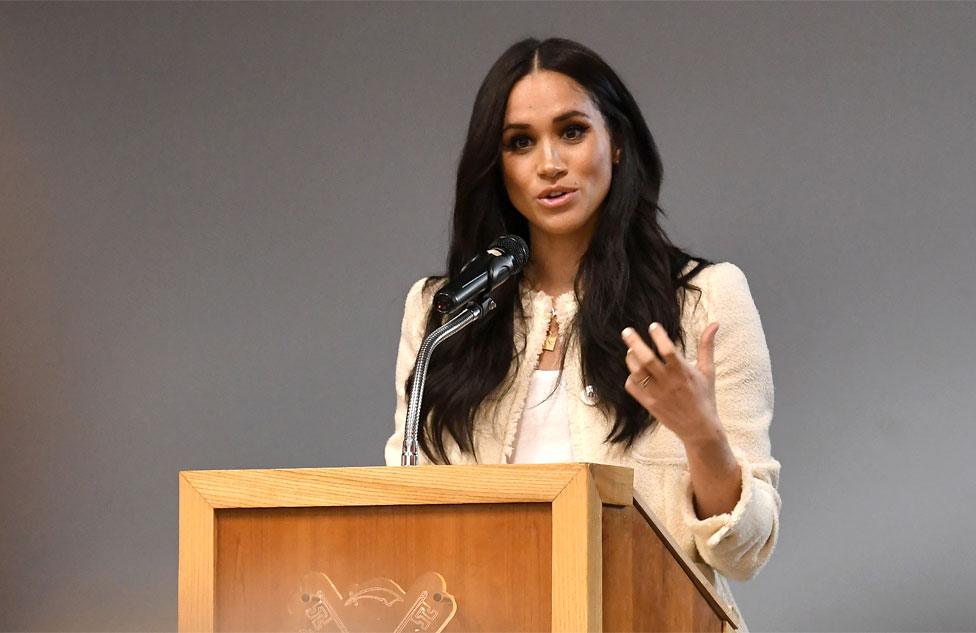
[{"xmin": 524, "ymin": 230, "xmax": 591, "ymax": 297}]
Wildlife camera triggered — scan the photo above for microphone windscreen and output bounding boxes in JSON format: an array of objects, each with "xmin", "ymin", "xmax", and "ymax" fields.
[{"xmin": 492, "ymin": 234, "xmax": 530, "ymax": 269}]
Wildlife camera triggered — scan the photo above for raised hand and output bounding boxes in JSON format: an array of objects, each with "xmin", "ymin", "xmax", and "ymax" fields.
[{"xmin": 621, "ymin": 321, "xmax": 723, "ymax": 444}]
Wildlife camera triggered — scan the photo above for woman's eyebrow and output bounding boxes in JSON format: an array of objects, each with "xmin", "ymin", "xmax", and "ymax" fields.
[{"xmin": 502, "ymin": 110, "xmax": 591, "ymax": 132}]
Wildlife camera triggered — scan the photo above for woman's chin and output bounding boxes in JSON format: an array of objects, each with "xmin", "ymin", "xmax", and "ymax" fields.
[{"xmin": 529, "ymin": 216, "xmax": 598, "ymax": 240}]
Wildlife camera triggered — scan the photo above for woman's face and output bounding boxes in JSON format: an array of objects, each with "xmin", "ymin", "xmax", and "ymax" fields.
[{"xmin": 500, "ymin": 70, "xmax": 616, "ymax": 244}]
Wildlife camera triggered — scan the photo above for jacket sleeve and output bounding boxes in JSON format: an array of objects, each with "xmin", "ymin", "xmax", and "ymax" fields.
[
  {"xmin": 384, "ymin": 277, "xmax": 434, "ymax": 466},
  {"xmin": 679, "ymin": 262, "xmax": 781, "ymax": 581}
]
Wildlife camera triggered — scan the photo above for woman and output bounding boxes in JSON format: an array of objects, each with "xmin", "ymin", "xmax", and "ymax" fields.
[{"xmin": 385, "ymin": 37, "xmax": 779, "ymax": 628}]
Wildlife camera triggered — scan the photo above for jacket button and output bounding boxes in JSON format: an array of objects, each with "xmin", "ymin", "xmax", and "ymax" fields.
[{"xmin": 581, "ymin": 385, "xmax": 599, "ymax": 405}]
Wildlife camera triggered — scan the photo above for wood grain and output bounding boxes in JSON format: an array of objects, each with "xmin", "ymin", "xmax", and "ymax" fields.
[
  {"xmin": 551, "ymin": 468, "xmax": 602, "ymax": 632},
  {"xmin": 600, "ymin": 505, "xmax": 634, "ymax": 632},
  {"xmin": 602, "ymin": 504, "xmax": 728, "ymax": 632},
  {"xmin": 181, "ymin": 463, "xmax": 631, "ymax": 509},
  {"xmin": 214, "ymin": 503, "xmax": 551, "ymax": 632},
  {"xmin": 587, "ymin": 464, "xmax": 633, "ymax": 507},
  {"xmin": 180, "ymin": 464, "xmax": 735, "ymax": 632},
  {"xmin": 179, "ymin": 472, "xmax": 215, "ymax": 632},
  {"xmin": 632, "ymin": 491, "xmax": 737, "ymax": 629}
]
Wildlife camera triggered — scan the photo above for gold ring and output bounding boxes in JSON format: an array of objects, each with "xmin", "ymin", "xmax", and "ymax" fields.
[{"xmin": 639, "ymin": 375, "xmax": 651, "ymax": 388}]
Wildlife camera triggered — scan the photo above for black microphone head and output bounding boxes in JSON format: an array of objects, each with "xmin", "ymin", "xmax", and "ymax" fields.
[
  {"xmin": 490, "ymin": 234, "xmax": 530, "ymax": 270},
  {"xmin": 433, "ymin": 235, "xmax": 529, "ymax": 315}
]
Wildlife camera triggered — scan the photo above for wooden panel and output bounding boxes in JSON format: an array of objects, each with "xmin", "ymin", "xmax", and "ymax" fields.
[
  {"xmin": 588, "ymin": 464, "xmax": 633, "ymax": 507},
  {"xmin": 632, "ymin": 493, "xmax": 736, "ymax": 628},
  {"xmin": 214, "ymin": 503, "xmax": 551, "ymax": 632},
  {"xmin": 179, "ymin": 473, "xmax": 215, "ymax": 632},
  {"xmin": 183, "ymin": 464, "xmax": 631, "ymax": 509},
  {"xmin": 551, "ymin": 469, "xmax": 602, "ymax": 632},
  {"xmin": 600, "ymin": 505, "xmax": 634, "ymax": 632},
  {"xmin": 601, "ymin": 505, "xmax": 723, "ymax": 632}
]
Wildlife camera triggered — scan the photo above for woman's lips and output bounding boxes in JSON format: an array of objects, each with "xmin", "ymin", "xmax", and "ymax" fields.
[{"xmin": 537, "ymin": 190, "xmax": 579, "ymax": 208}]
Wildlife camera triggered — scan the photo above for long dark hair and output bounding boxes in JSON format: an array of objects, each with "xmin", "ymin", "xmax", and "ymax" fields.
[{"xmin": 409, "ymin": 37, "xmax": 712, "ymax": 463}]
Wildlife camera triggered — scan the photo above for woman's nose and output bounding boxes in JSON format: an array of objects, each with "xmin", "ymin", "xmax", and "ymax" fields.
[{"xmin": 537, "ymin": 141, "xmax": 568, "ymax": 180}]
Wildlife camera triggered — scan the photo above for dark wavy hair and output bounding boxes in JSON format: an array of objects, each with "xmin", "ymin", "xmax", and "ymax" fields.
[{"xmin": 408, "ymin": 37, "xmax": 712, "ymax": 463}]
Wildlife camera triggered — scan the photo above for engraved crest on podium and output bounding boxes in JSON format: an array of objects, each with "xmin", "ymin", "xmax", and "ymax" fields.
[{"xmin": 288, "ymin": 571, "xmax": 457, "ymax": 633}]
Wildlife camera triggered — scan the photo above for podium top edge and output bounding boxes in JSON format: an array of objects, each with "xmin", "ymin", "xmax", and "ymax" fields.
[{"xmin": 179, "ymin": 463, "xmax": 634, "ymax": 509}]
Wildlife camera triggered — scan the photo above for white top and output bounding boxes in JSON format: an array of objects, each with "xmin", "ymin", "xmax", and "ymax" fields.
[{"xmin": 509, "ymin": 369, "xmax": 574, "ymax": 464}]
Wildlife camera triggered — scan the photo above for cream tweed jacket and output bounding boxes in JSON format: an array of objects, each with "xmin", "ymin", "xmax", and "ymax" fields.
[{"xmin": 385, "ymin": 262, "xmax": 781, "ymax": 629}]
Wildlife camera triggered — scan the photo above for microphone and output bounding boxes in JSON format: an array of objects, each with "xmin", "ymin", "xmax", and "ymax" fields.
[{"xmin": 433, "ymin": 235, "xmax": 529, "ymax": 314}]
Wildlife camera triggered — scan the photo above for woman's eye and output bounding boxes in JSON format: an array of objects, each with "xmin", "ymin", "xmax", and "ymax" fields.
[
  {"xmin": 564, "ymin": 124, "xmax": 588, "ymax": 140},
  {"xmin": 506, "ymin": 135, "xmax": 531, "ymax": 151}
]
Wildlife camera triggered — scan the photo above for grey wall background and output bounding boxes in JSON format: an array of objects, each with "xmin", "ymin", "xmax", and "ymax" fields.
[{"xmin": 1, "ymin": 2, "xmax": 974, "ymax": 631}]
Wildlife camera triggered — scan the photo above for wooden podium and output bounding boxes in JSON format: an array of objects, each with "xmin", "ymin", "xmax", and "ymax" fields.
[{"xmin": 179, "ymin": 463, "xmax": 738, "ymax": 632}]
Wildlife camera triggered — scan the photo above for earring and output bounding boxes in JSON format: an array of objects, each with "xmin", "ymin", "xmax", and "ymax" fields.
[{"xmin": 613, "ymin": 150, "xmax": 621, "ymax": 165}]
